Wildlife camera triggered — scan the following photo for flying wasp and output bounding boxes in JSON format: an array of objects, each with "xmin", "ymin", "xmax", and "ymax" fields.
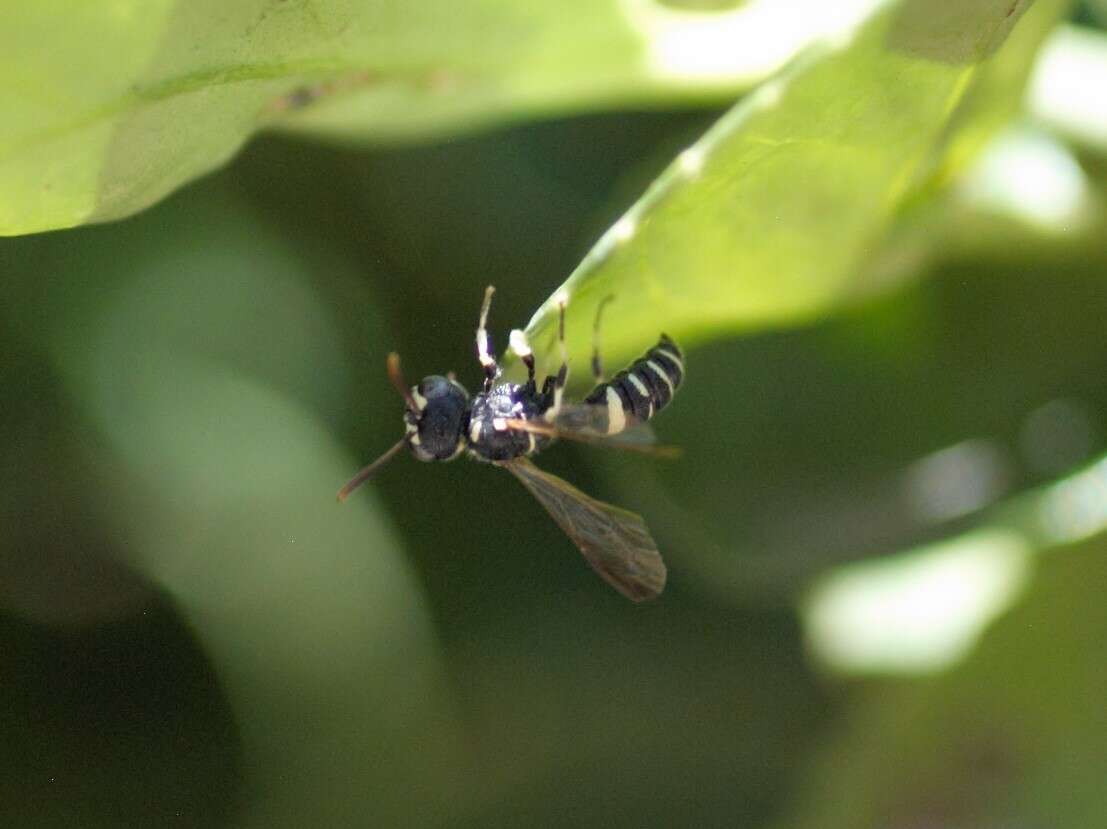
[{"xmin": 338, "ymin": 286, "xmax": 685, "ymax": 601}]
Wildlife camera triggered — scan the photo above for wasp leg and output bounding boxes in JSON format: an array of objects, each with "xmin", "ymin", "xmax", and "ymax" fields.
[
  {"xmin": 476, "ymin": 285, "xmax": 498, "ymax": 392},
  {"xmin": 509, "ymin": 328, "xmax": 536, "ymax": 383},
  {"xmin": 548, "ymin": 296, "xmax": 569, "ymax": 415},
  {"xmin": 590, "ymin": 294, "xmax": 615, "ymax": 383}
]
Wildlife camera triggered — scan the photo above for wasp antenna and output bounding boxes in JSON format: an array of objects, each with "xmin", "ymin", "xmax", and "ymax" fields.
[
  {"xmin": 480, "ymin": 285, "xmax": 496, "ymax": 322},
  {"xmin": 337, "ymin": 437, "xmax": 407, "ymax": 502},
  {"xmin": 387, "ymin": 352, "xmax": 418, "ymax": 412}
]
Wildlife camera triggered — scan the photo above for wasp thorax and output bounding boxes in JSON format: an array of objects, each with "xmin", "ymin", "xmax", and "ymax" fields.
[{"xmin": 406, "ymin": 375, "xmax": 469, "ymax": 461}]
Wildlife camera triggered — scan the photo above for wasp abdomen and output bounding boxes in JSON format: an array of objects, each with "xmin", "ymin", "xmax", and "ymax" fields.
[{"xmin": 584, "ymin": 335, "xmax": 684, "ymax": 433}]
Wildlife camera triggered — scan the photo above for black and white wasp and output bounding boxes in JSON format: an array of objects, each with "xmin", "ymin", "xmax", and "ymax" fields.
[{"xmin": 338, "ymin": 286, "xmax": 685, "ymax": 601}]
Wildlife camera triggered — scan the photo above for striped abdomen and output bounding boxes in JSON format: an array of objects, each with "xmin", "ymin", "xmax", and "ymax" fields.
[{"xmin": 583, "ymin": 335, "xmax": 684, "ymax": 434}]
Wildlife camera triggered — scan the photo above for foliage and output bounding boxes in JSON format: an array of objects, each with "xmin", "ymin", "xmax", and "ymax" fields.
[{"xmin": 3, "ymin": 1, "xmax": 1107, "ymax": 828}]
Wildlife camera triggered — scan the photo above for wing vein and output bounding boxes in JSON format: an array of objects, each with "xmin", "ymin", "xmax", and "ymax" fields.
[{"xmin": 499, "ymin": 457, "xmax": 666, "ymax": 602}]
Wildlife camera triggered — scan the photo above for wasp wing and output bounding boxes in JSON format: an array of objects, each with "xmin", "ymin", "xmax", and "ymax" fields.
[
  {"xmin": 501, "ymin": 408, "xmax": 680, "ymax": 459},
  {"xmin": 499, "ymin": 456, "xmax": 667, "ymax": 602},
  {"xmin": 551, "ymin": 403, "xmax": 658, "ymax": 444}
]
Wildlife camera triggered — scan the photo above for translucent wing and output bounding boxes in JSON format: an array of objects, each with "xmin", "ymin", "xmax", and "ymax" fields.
[
  {"xmin": 552, "ymin": 403, "xmax": 658, "ymax": 443},
  {"xmin": 499, "ymin": 456, "xmax": 667, "ymax": 602},
  {"xmin": 500, "ymin": 405, "xmax": 681, "ymax": 458}
]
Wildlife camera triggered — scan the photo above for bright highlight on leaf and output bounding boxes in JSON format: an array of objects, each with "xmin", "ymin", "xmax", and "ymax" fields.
[
  {"xmin": 1029, "ymin": 24, "xmax": 1107, "ymax": 153},
  {"xmin": 803, "ymin": 529, "xmax": 1032, "ymax": 675},
  {"xmin": 516, "ymin": 0, "xmax": 1069, "ymax": 384},
  {"xmin": 6, "ymin": 0, "xmax": 871, "ymax": 237},
  {"xmin": 1036, "ymin": 454, "xmax": 1107, "ymax": 545},
  {"xmin": 958, "ymin": 126, "xmax": 1093, "ymax": 231},
  {"xmin": 629, "ymin": 0, "xmax": 881, "ymax": 82}
]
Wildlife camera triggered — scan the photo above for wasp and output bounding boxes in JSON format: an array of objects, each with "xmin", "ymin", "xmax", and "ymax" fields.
[{"xmin": 338, "ymin": 286, "xmax": 685, "ymax": 601}]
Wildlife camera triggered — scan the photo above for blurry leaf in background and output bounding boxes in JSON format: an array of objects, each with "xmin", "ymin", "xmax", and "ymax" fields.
[
  {"xmin": 517, "ymin": 0, "xmax": 1068, "ymax": 383},
  {"xmin": 1, "ymin": 182, "xmax": 462, "ymax": 825},
  {"xmin": 803, "ymin": 527, "xmax": 1033, "ymax": 674},
  {"xmin": 776, "ymin": 533, "xmax": 1107, "ymax": 829},
  {"xmin": 91, "ymin": 357, "xmax": 461, "ymax": 827},
  {"xmin": 0, "ymin": 0, "xmax": 884, "ymax": 237},
  {"xmin": 3, "ymin": 2, "xmax": 1107, "ymax": 827},
  {"xmin": 956, "ymin": 125, "xmax": 1095, "ymax": 232},
  {"xmin": 801, "ymin": 446, "xmax": 1107, "ymax": 675},
  {"xmin": 1029, "ymin": 22, "xmax": 1107, "ymax": 152}
]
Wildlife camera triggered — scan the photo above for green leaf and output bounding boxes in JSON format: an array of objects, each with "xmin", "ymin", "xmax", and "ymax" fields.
[
  {"xmin": 5, "ymin": 0, "xmax": 842, "ymax": 236},
  {"xmin": 775, "ymin": 531, "xmax": 1107, "ymax": 829},
  {"xmin": 515, "ymin": 0, "xmax": 1068, "ymax": 385},
  {"xmin": 26, "ymin": 179, "xmax": 465, "ymax": 825}
]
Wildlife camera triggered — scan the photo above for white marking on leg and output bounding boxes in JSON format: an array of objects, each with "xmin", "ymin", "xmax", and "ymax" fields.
[
  {"xmin": 412, "ymin": 388, "xmax": 427, "ymax": 411},
  {"xmin": 492, "ymin": 417, "xmax": 507, "ymax": 431},
  {"xmin": 508, "ymin": 329, "xmax": 532, "ymax": 358},
  {"xmin": 469, "ymin": 420, "xmax": 482, "ymax": 443},
  {"xmin": 551, "ymin": 386, "xmax": 565, "ymax": 418},
  {"xmin": 605, "ymin": 386, "xmax": 627, "ymax": 434},
  {"xmin": 527, "ymin": 432, "xmax": 536, "ymax": 453},
  {"xmin": 646, "ymin": 360, "xmax": 675, "ymax": 395},
  {"xmin": 546, "ymin": 393, "xmax": 562, "ymax": 420},
  {"xmin": 477, "ymin": 330, "xmax": 495, "ymax": 367},
  {"xmin": 477, "ymin": 285, "xmax": 497, "ymax": 373}
]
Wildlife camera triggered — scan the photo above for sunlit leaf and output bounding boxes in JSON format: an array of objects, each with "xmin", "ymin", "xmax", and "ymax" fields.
[
  {"xmin": 516, "ymin": 0, "xmax": 1067, "ymax": 384},
  {"xmin": 0, "ymin": 0, "xmax": 873, "ymax": 236}
]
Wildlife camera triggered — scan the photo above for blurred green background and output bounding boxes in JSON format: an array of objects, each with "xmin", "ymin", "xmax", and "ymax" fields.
[{"xmin": 3, "ymin": 1, "xmax": 1107, "ymax": 827}]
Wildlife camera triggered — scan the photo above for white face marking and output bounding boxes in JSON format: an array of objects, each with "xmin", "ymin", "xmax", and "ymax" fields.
[
  {"xmin": 411, "ymin": 387, "xmax": 427, "ymax": 411},
  {"xmin": 655, "ymin": 348, "xmax": 684, "ymax": 373},
  {"xmin": 646, "ymin": 360, "xmax": 675, "ymax": 395},
  {"xmin": 509, "ymin": 328, "xmax": 532, "ymax": 358},
  {"xmin": 605, "ymin": 386, "xmax": 627, "ymax": 434},
  {"xmin": 469, "ymin": 420, "xmax": 482, "ymax": 443}
]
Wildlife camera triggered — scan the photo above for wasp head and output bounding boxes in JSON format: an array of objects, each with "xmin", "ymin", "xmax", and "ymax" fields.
[{"xmin": 405, "ymin": 375, "xmax": 469, "ymax": 461}]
